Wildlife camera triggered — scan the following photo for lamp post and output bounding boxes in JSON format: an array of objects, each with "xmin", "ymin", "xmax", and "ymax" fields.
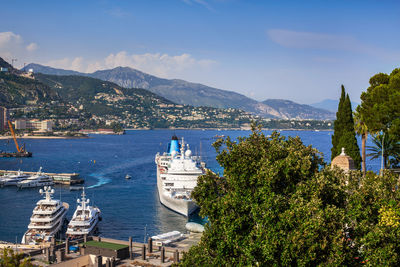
[{"xmin": 380, "ymin": 131, "xmax": 385, "ymax": 176}]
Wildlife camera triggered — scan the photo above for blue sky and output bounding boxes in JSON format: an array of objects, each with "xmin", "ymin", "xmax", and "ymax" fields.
[{"xmin": 1, "ymin": 0, "xmax": 399, "ymax": 104}]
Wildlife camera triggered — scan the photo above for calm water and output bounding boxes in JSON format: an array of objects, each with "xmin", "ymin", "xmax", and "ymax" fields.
[{"xmin": 0, "ymin": 130, "xmax": 379, "ymax": 243}]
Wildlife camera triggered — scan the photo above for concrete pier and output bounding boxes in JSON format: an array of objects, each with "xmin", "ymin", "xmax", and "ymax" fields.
[{"xmin": 0, "ymin": 169, "xmax": 84, "ymax": 185}]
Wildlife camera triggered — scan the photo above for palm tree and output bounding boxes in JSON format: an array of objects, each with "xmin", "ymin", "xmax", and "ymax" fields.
[
  {"xmin": 367, "ymin": 133, "xmax": 400, "ymax": 169},
  {"xmin": 354, "ymin": 110, "xmax": 368, "ymax": 176}
]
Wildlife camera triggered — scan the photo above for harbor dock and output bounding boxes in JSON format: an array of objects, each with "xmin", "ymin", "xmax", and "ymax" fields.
[
  {"xmin": 0, "ymin": 233, "xmax": 202, "ymax": 266},
  {"xmin": 0, "ymin": 170, "xmax": 84, "ymax": 185}
]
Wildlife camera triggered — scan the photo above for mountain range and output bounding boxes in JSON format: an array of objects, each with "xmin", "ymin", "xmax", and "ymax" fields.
[
  {"xmin": 310, "ymin": 99, "xmax": 359, "ymax": 113},
  {"xmin": 0, "ymin": 58, "xmax": 59, "ymax": 106},
  {"xmin": 24, "ymin": 63, "xmax": 335, "ymax": 120}
]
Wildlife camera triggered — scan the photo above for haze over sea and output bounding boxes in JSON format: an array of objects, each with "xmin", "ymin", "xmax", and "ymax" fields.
[{"xmin": 0, "ymin": 130, "xmax": 380, "ymax": 243}]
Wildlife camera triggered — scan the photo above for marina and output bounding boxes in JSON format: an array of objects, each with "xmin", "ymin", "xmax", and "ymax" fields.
[
  {"xmin": 0, "ymin": 169, "xmax": 83, "ymax": 185},
  {"xmin": 0, "ymin": 130, "xmax": 370, "ymax": 245}
]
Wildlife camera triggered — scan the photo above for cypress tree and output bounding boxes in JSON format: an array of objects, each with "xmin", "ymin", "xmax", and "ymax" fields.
[{"xmin": 331, "ymin": 85, "xmax": 361, "ymax": 169}]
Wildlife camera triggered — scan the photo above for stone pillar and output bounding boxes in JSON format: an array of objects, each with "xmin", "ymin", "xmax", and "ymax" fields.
[
  {"xmin": 148, "ymin": 237, "xmax": 153, "ymax": 253},
  {"xmin": 106, "ymin": 258, "xmax": 111, "ymax": 267},
  {"xmin": 141, "ymin": 244, "xmax": 146, "ymax": 260},
  {"xmin": 111, "ymin": 257, "xmax": 116, "ymax": 267},
  {"xmin": 51, "ymin": 237, "xmax": 56, "ymax": 247},
  {"xmin": 160, "ymin": 246, "xmax": 165, "ymax": 263},
  {"xmin": 50, "ymin": 245, "xmax": 55, "ymax": 262},
  {"xmin": 45, "ymin": 247, "xmax": 50, "ymax": 262},
  {"xmin": 56, "ymin": 249, "xmax": 65, "ymax": 263},
  {"xmin": 80, "ymin": 246, "xmax": 85, "ymax": 255},
  {"xmin": 174, "ymin": 249, "xmax": 179, "ymax": 263},
  {"xmin": 129, "ymin": 236, "xmax": 133, "ymax": 260},
  {"xmin": 65, "ymin": 238, "xmax": 70, "ymax": 254},
  {"xmin": 96, "ymin": 255, "xmax": 102, "ymax": 267},
  {"xmin": 84, "ymin": 234, "xmax": 87, "ymax": 243}
]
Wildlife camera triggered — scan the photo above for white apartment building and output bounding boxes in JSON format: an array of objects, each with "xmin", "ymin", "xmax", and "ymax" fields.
[{"xmin": 14, "ymin": 119, "xmax": 53, "ymax": 131}]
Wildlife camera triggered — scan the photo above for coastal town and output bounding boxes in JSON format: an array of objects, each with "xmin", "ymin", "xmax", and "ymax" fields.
[{"xmin": 1, "ymin": 1, "xmax": 400, "ymax": 266}]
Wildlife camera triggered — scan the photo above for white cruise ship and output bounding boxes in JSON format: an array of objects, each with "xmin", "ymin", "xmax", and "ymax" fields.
[
  {"xmin": 17, "ymin": 167, "xmax": 54, "ymax": 189},
  {"xmin": 66, "ymin": 188, "xmax": 101, "ymax": 239},
  {"xmin": 22, "ymin": 186, "xmax": 69, "ymax": 244},
  {"xmin": 0, "ymin": 171, "xmax": 30, "ymax": 186},
  {"xmin": 155, "ymin": 135, "xmax": 205, "ymax": 216}
]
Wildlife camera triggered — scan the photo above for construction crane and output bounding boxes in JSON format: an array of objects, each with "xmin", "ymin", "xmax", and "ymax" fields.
[
  {"xmin": 8, "ymin": 120, "xmax": 22, "ymax": 152},
  {"xmin": 1, "ymin": 120, "xmax": 32, "ymax": 157}
]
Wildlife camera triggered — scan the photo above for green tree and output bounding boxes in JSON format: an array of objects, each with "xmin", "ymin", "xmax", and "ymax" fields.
[
  {"xmin": 1, "ymin": 248, "xmax": 33, "ymax": 266},
  {"xmin": 367, "ymin": 133, "xmax": 400, "ymax": 169},
  {"xmin": 354, "ymin": 110, "xmax": 368, "ymax": 176},
  {"xmin": 179, "ymin": 126, "xmax": 400, "ymax": 266},
  {"xmin": 110, "ymin": 121, "xmax": 124, "ymax": 133},
  {"xmin": 331, "ymin": 85, "xmax": 361, "ymax": 169},
  {"xmin": 180, "ymin": 126, "xmax": 356, "ymax": 266},
  {"xmin": 347, "ymin": 171, "xmax": 400, "ymax": 266},
  {"xmin": 358, "ymin": 69, "xmax": 400, "ymax": 136}
]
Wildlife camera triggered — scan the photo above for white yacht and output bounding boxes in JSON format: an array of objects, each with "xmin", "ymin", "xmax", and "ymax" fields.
[
  {"xmin": 155, "ymin": 135, "xmax": 205, "ymax": 216},
  {"xmin": 22, "ymin": 186, "xmax": 69, "ymax": 244},
  {"xmin": 66, "ymin": 188, "xmax": 101, "ymax": 239},
  {"xmin": 17, "ymin": 167, "xmax": 54, "ymax": 189},
  {"xmin": 0, "ymin": 171, "xmax": 30, "ymax": 186}
]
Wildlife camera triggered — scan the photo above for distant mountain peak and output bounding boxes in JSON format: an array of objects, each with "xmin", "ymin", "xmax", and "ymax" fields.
[
  {"xmin": 262, "ymin": 99, "xmax": 335, "ymax": 120},
  {"xmin": 311, "ymin": 99, "xmax": 359, "ymax": 112}
]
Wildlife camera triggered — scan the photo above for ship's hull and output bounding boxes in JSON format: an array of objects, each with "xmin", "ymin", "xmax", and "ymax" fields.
[
  {"xmin": 22, "ymin": 204, "xmax": 68, "ymax": 244},
  {"xmin": 17, "ymin": 180, "xmax": 54, "ymax": 188},
  {"xmin": 156, "ymin": 164, "xmax": 198, "ymax": 217},
  {"xmin": 66, "ymin": 213, "xmax": 100, "ymax": 238}
]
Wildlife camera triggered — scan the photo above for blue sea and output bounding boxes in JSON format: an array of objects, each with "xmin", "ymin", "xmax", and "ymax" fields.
[{"xmin": 0, "ymin": 130, "xmax": 380, "ymax": 243}]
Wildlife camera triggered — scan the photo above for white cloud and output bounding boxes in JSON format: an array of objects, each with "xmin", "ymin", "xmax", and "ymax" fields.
[
  {"xmin": 26, "ymin": 42, "xmax": 38, "ymax": 52},
  {"xmin": 45, "ymin": 57, "xmax": 72, "ymax": 69},
  {"xmin": 0, "ymin": 31, "xmax": 38, "ymax": 64},
  {"xmin": 43, "ymin": 52, "xmax": 217, "ymax": 78},
  {"xmin": 70, "ymin": 57, "xmax": 83, "ymax": 71},
  {"xmin": 267, "ymin": 29, "xmax": 400, "ymax": 61},
  {"xmin": 96, "ymin": 51, "xmax": 217, "ymax": 77},
  {"xmin": 267, "ymin": 29, "xmax": 357, "ymax": 51},
  {"xmin": 0, "ymin": 32, "xmax": 23, "ymax": 47},
  {"xmin": 182, "ymin": 0, "xmax": 215, "ymax": 11},
  {"xmin": 0, "ymin": 32, "xmax": 23, "ymax": 59}
]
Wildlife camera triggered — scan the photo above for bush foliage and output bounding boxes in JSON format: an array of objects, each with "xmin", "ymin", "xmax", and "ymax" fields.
[{"xmin": 180, "ymin": 126, "xmax": 400, "ymax": 266}]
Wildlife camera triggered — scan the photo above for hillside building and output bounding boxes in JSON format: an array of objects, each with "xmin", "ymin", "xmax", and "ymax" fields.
[
  {"xmin": 0, "ymin": 107, "xmax": 9, "ymax": 131},
  {"xmin": 14, "ymin": 119, "xmax": 53, "ymax": 132}
]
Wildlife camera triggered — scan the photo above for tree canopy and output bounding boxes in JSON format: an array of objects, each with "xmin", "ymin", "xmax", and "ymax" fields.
[
  {"xmin": 180, "ymin": 126, "xmax": 400, "ymax": 266},
  {"xmin": 0, "ymin": 248, "xmax": 33, "ymax": 267},
  {"xmin": 358, "ymin": 69, "xmax": 400, "ymax": 135},
  {"xmin": 331, "ymin": 85, "xmax": 361, "ymax": 169}
]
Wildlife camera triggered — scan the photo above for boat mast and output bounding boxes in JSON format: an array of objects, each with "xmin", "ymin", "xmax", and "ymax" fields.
[
  {"xmin": 78, "ymin": 188, "xmax": 90, "ymax": 218},
  {"xmin": 40, "ymin": 186, "xmax": 54, "ymax": 201}
]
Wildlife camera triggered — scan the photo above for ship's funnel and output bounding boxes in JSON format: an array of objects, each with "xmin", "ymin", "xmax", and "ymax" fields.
[{"xmin": 168, "ymin": 135, "xmax": 180, "ymax": 154}]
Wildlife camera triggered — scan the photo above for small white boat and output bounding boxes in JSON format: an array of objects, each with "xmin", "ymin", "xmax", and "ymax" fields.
[
  {"xmin": 0, "ymin": 170, "xmax": 30, "ymax": 186},
  {"xmin": 151, "ymin": 231, "xmax": 183, "ymax": 246},
  {"xmin": 17, "ymin": 167, "xmax": 54, "ymax": 189},
  {"xmin": 125, "ymin": 174, "xmax": 131, "ymax": 179}
]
